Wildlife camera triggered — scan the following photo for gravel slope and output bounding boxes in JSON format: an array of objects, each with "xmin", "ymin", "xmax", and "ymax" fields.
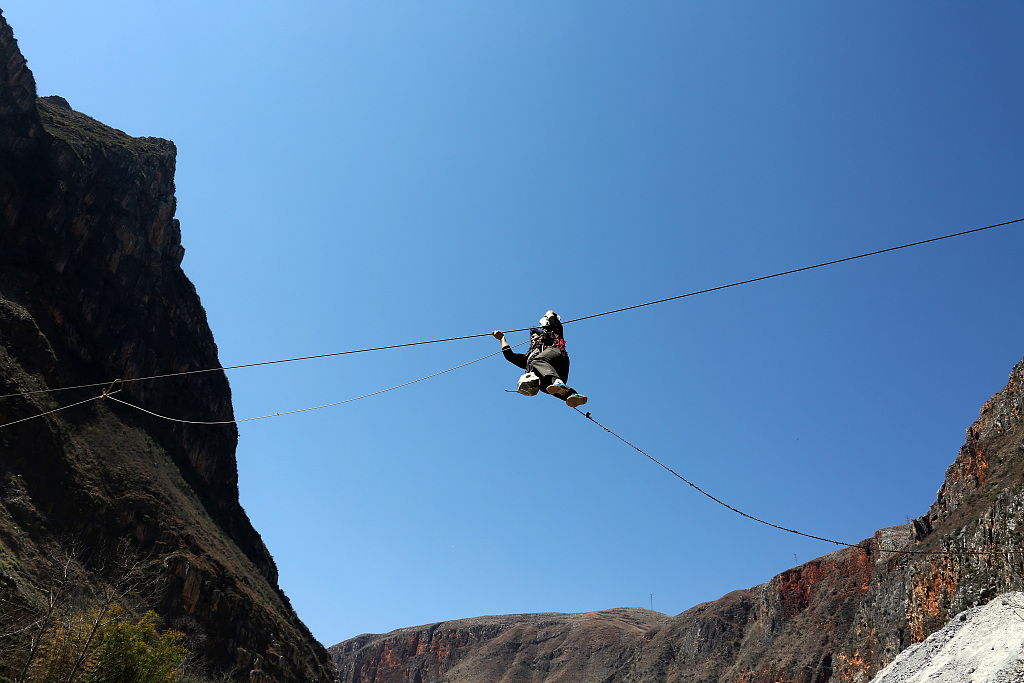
[{"xmin": 870, "ymin": 592, "xmax": 1024, "ymax": 683}]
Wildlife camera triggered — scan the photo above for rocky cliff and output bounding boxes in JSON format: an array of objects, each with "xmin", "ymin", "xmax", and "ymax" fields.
[
  {"xmin": 331, "ymin": 357, "xmax": 1024, "ymax": 683},
  {"xmin": 0, "ymin": 11, "xmax": 335, "ymax": 681}
]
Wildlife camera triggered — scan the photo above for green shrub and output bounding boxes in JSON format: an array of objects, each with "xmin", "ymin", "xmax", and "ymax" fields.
[{"xmin": 87, "ymin": 610, "xmax": 187, "ymax": 683}]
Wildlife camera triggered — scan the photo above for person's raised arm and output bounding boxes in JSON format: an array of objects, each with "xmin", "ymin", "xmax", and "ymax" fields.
[{"xmin": 492, "ymin": 330, "xmax": 511, "ymax": 350}]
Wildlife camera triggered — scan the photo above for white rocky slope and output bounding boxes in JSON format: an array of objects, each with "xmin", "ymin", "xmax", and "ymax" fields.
[{"xmin": 870, "ymin": 592, "xmax": 1024, "ymax": 683}]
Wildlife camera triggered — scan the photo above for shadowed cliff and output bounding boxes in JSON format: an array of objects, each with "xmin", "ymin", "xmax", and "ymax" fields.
[
  {"xmin": 331, "ymin": 358, "xmax": 1024, "ymax": 682},
  {"xmin": 0, "ymin": 11, "xmax": 335, "ymax": 681}
]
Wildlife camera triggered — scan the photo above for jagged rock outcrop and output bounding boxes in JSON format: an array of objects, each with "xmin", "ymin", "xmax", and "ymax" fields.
[
  {"xmin": 0, "ymin": 10, "xmax": 335, "ymax": 681},
  {"xmin": 331, "ymin": 358, "xmax": 1024, "ymax": 682}
]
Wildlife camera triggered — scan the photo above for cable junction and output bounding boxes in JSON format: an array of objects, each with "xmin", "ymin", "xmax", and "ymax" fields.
[
  {"xmin": 0, "ymin": 381, "xmax": 124, "ymax": 429},
  {"xmin": 0, "ymin": 343, "xmax": 522, "ymax": 429},
  {"xmin": 0, "ymin": 217, "xmax": 1019, "ymax": 402}
]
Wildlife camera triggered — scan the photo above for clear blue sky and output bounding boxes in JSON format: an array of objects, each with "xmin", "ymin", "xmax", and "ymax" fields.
[{"xmin": 5, "ymin": 2, "xmax": 1023, "ymax": 647}]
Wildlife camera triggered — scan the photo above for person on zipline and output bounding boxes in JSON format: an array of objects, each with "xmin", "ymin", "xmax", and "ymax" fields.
[{"xmin": 492, "ymin": 310, "xmax": 588, "ymax": 408}]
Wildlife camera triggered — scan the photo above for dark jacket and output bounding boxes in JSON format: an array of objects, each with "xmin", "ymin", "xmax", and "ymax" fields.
[{"xmin": 502, "ymin": 323, "xmax": 569, "ymax": 381}]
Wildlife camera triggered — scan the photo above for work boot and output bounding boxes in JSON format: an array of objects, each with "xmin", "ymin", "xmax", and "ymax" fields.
[
  {"xmin": 566, "ymin": 393, "xmax": 588, "ymax": 408},
  {"xmin": 546, "ymin": 379, "xmax": 571, "ymax": 396}
]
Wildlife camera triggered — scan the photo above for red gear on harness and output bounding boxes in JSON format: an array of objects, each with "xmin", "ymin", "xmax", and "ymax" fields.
[{"xmin": 529, "ymin": 327, "xmax": 565, "ymax": 353}]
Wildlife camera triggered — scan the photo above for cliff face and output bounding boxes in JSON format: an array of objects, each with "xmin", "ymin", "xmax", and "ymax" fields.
[
  {"xmin": 0, "ymin": 11, "xmax": 334, "ymax": 681},
  {"xmin": 331, "ymin": 357, "xmax": 1024, "ymax": 683}
]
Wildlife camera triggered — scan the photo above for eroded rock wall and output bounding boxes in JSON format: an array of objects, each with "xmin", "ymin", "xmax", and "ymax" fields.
[{"xmin": 0, "ymin": 10, "xmax": 335, "ymax": 681}]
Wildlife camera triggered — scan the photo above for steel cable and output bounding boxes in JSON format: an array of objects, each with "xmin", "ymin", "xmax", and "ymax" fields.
[{"xmin": 1, "ymin": 217, "xmax": 1018, "ymax": 401}]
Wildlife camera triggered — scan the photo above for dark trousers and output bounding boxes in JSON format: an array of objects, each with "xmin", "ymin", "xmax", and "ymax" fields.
[{"xmin": 528, "ymin": 348, "xmax": 571, "ymax": 400}]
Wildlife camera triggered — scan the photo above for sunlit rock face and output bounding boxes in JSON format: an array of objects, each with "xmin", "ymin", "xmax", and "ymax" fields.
[
  {"xmin": 0, "ymin": 11, "xmax": 334, "ymax": 681},
  {"xmin": 331, "ymin": 360, "xmax": 1024, "ymax": 683},
  {"xmin": 330, "ymin": 609, "xmax": 672, "ymax": 683}
]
